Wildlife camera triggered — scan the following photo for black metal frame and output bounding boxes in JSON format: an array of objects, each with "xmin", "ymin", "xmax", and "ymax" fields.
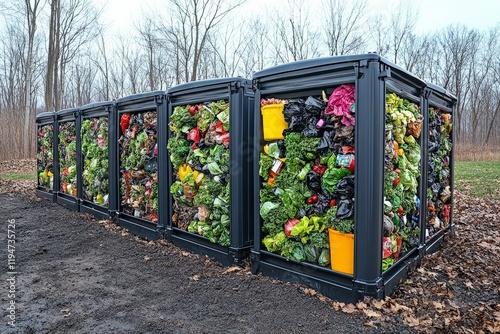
[
  {"xmin": 115, "ymin": 91, "xmax": 166, "ymax": 240},
  {"xmin": 249, "ymin": 54, "xmax": 444, "ymax": 303},
  {"xmin": 165, "ymin": 78, "xmax": 255, "ymax": 266},
  {"xmin": 35, "ymin": 112, "xmax": 57, "ymax": 202},
  {"xmin": 55, "ymin": 107, "xmax": 80, "ymax": 211},
  {"xmin": 78, "ymin": 101, "xmax": 115, "ymax": 220},
  {"xmin": 422, "ymin": 83, "xmax": 457, "ymax": 254}
]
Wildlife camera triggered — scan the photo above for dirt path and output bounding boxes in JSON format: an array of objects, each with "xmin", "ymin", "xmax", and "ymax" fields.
[{"xmin": 0, "ymin": 193, "xmax": 417, "ymax": 334}]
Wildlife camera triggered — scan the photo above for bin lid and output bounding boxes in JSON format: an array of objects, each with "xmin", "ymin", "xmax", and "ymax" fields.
[
  {"xmin": 36, "ymin": 111, "xmax": 55, "ymax": 120},
  {"xmin": 116, "ymin": 90, "xmax": 166, "ymax": 105},
  {"xmin": 167, "ymin": 77, "xmax": 249, "ymax": 95},
  {"xmin": 426, "ymin": 83, "xmax": 457, "ymax": 101},
  {"xmin": 253, "ymin": 53, "xmax": 425, "ymax": 87},
  {"xmin": 80, "ymin": 101, "xmax": 113, "ymax": 112},
  {"xmin": 56, "ymin": 107, "xmax": 79, "ymax": 119}
]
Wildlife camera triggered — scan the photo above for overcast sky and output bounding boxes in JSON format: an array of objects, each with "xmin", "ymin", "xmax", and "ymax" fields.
[{"xmin": 96, "ymin": 0, "xmax": 500, "ymax": 36}]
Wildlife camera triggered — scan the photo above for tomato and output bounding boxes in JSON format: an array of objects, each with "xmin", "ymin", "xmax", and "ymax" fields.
[
  {"xmin": 305, "ymin": 195, "xmax": 318, "ymax": 204},
  {"xmin": 187, "ymin": 128, "xmax": 201, "ymax": 142},
  {"xmin": 330, "ymin": 199, "xmax": 336, "ymax": 207},
  {"xmin": 393, "ymin": 177, "xmax": 400, "ymax": 186},
  {"xmin": 284, "ymin": 218, "xmax": 300, "ymax": 237},
  {"xmin": 189, "ymin": 106, "xmax": 196, "ymax": 115}
]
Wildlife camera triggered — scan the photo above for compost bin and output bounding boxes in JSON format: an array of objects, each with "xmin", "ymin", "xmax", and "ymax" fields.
[
  {"xmin": 36, "ymin": 112, "xmax": 57, "ymax": 201},
  {"xmin": 79, "ymin": 101, "xmax": 116, "ymax": 220},
  {"xmin": 423, "ymin": 83, "xmax": 456, "ymax": 253},
  {"xmin": 165, "ymin": 78, "xmax": 254, "ymax": 265},
  {"xmin": 250, "ymin": 54, "xmax": 449, "ymax": 302},
  {"xmin": 115, "ymin": 91, "xmax": 166, "ymax": 240},
  {"xmin": 56, "ymin": 107, "xmax": 80, "ymax": 211}
]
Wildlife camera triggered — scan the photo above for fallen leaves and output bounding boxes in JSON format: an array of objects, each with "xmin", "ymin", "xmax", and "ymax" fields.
[
  {"xmin": 189, "ymin": 274, "xmax": 200, "ymax": 282},
  {"xmin": 223, "ymin": 266, "xmax": 242, "ymax": 274},
  {"xmin": 60, "ymin": 308, "xmax": 71, "ymax": 317}
]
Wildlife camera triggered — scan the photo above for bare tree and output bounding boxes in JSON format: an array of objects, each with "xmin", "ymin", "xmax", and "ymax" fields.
[
  {"xmin": 45, "ymin": 0, "xmax": 101, "ymax": 110},
  {"xmin": 388, "ymin": 2, "xmax": 418, "ymax": 64},
  {"xmin": 436, "ymin": 25, "xmax": 481, "ymax": 143},
  {"xmin": 322, "ymin": 0, "xmax": 367, "ymax": 56},
  {"xmin": 45, "ymin": 0, "xmax": 59, "ymax": 112},
  {"xmin": 159, "ymin": 0, "xmax": 244, "ymax": 83},
  {"xmin": 273, "ymin": 0, "xmax": 321, "ymax": 63},
  {"xmin": 367, "ymin": 14, "xmax": 390, "ymax": 56}
]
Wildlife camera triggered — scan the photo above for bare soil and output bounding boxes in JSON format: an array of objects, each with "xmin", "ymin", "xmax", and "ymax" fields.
[{"xmin": 1, "ymin": 160, "xmax": 499, "ymax": 333}]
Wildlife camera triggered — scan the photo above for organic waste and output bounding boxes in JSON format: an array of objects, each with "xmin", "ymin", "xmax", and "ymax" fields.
[
  {"xmin": 260, "ymin": 84, "xmax": 356, "ymax": 267},
  {"xmin": 426, "ymin": 107, "xmax": 452, "ymax": 237},
  {"xmin": 81, "ymin": 117, "xmax": 109, "ymax": 206},
  {"xmin": 37, "ymin": 124, "xmax": 54, "ymax": 189},
  {"xmin": 168, "ymin": 100, "xmax": 231, "ymax": 247},
  {"xmin": 58, "ymin": 121, "xmax": 77, "ymax": 196},
  {"xmin": 383, "ymin": 93, "xmax": 422, "ymax": 270},
  {"xmin": 119, "ymin": 111, "xmax": 158, "ymax": 222}
]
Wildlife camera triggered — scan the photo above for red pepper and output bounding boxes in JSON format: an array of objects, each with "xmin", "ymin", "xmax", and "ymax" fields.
[
  {"xmin": 312, "ymin": 165, "xmax": 327, "ymax": 176},
  {"xmin": 189, "ymin": 105, "xmax": 197, "ymax": 116},
  {"xmin": 215, "ymin": 120, "xmax": 227, "ymax": 134},
  {"xmin": 120, "ymin": 113, "xmax": 131, "ymax": 133},
  {"xmin": 397, "ymin": 205, "xmax": 404, "ymax": 215},
  {"xmin": 187, "ymin": 128, "xmax": 201, "ymax": 142},
  {"xmin": 342, "ymin": 146, "xmax": 355, "ymax": 154},
  {"xmin": 330, "ymin": 199, "xmax": 336, "ymax": 207},
  {"xmin": 284, "ymin": 218, "xmax": 300, "ymax": 237},
  {"xmin": 218, "ymin": 132, "xmax": 230, "ymax": 148},
  {"xmin": 305, "ymin": 195, "xmax": 318, "ymax": 204},
  {"xmin": 393, "ymin": 177, "xmax": 400, "ymax": 186}
]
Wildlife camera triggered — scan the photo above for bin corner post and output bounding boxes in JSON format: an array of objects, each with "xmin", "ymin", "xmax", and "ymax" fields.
[
  {"xmin": 108, "ymin": 103, "xmax": 119, "ymax": 216},
  {"xmin": 250, "ymin": 250, "xmax": 260, "ymax": 274},
  {"xmin": 164, "ymin": 94, "xmax": 174, "ymax": 244},
  {"xmin": 420, "ymin": 88, "xmax": 431, "ymax": 246},
  {"xmin": 229, "ymin": 80, "xmax": 245, "ymax": 249},
  {"xmin": 250, "ymin": 85, "xmax": 262, "ymax": 275},
  {"xmin": 76, "ymin": 109, "xmax": 83, "ymax": 210},
  {"xmin": 448, "ymin": 95, "xmax": 457, "ymax": 239},
  {"xmin": 353, "ymin": 59, "xmax": 384, "ymax": 298},
  {"xmin": 52, "ymin": 114, "xmax": 60, "ymax": 202},
  {"xmin": 156, "ymin": 93, "xmax": 168, "ymax": 232}
]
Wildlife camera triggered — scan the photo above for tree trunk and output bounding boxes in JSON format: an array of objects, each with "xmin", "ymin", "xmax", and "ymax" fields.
[{"xmin": 45, "ymin": 0, "xmax": 59, "ymax": 112}]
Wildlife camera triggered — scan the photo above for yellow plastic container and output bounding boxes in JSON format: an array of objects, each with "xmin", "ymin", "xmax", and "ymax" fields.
[
  {"xmin": 261, "ymin": 104, "xmax": 288, "ymax": 140},
  {"xmin": 328, "ymin": 228, "xmax": 354, "ymax": 275}
]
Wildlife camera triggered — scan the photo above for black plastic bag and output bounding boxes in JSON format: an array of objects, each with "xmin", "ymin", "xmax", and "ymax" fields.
[
  {"xmin": 334, "ymin": 175, "xmax": 355, "ymax": 199},
  {"xmin": 305, "ymin": 171, "xmax": 323, "ymax": 193},
  {"xmin": 283, "ymin": 100, "xmax": 306, "ymax": 132},
  {"xmin": 317, "ymin": 130, "xmax": 335, "ymax": 153},
  {"xmin": 302, "ymin": 117, "xmax": 321, "ymax": 137},
  {"xmin": 277, "ymin": 140, "xmax": 286, "ymax": 158},
  {"xmin": 336, "ymin": 198, "xmax": 354, "ymax": 219},
  {"xmin": 307, "ymin": 192, "xmax": 332, "ymax": 215},
  {"xmin": 304, "ymin": 96, "xmax": 325, "ymax": 117}
]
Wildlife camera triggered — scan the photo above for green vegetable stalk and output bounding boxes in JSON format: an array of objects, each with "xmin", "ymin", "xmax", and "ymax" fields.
[
  {"xmin": 81, "ymin": 117, "xmax": 109, "ymax": 206},
  {"xmin": 168, "ymin": 100, "xmax": 231, "ymax": 247},
  {"xmin": 383, "ymin": 92, "xmax": 422, "ymax": 271},
  {"xmin": 120, "ymin": 111, "xmax": 158, "ymax": 222},
  {"xmin": 59, "ymin": 121, "xmax": 77, "ymax": 196},
  {"xmin": 37, "ymin": 124, "xmax": 54, "ymax": 189}
]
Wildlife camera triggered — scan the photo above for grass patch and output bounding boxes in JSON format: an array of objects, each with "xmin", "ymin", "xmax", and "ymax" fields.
[
  {"xmin": 0, "ymin": 171, "xmax": 37, "ymax": 181},
  {"xmin": 454, "ymin": 161, "xmax": 500, "ymax": 200}
]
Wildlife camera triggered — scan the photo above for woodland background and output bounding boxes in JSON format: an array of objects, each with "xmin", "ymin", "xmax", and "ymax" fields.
[{"xmin": 1, "ymin": 0, "xmax": 499, "ymax": 160}]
